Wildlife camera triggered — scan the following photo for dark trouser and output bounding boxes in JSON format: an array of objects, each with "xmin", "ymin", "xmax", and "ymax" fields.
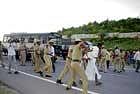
[
  {"xmin": 106, "ymin": 60, "xmax": 110, "ymax": 69},
  {"xmin": 95, "ymin": 73, "xmax": 98, "ymax": 82},
  {"xmin": 51, "ymin": 57, "xmax": 55, "ymax": 73},
  {"xmin": 136, "ymin": 60, "xmax": 140, "ymax": 72}
]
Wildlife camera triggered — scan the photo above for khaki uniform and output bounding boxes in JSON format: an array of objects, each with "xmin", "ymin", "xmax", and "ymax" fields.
[
  {"xmin": 43, "ymin": 46, "xmax": 52, "ymax": 76},
  {"xmin": 58, "ymin": 45, "xmax": 74, "ymax": 80},
  {"xmin": 110, "ymin": 51, "xmax": 114, "ymax": 65},
  {"xmin": 114, "ymin": 49, "xmax": 121, "ymax": 72},
  {"xmin": 30, "ymin": 46, "xmax": 35, "ymax": 65},
  {"xmin": 34, "ymin": 45, "xmax": 42, "ymax": 72},
  {"xmin": 99, "ymin": 48, "xmax": 108, "ymax": 72},
  {"xmin": 19, "ymin": 43, "xmax": 26, "ymax": 65},
  {"xmin": 67, "ymin": 43, "xmax": 88, "ymax": 94},
  {"xmin": 120, "ymin": 51, "xmax": 125, "ymax": 71}
]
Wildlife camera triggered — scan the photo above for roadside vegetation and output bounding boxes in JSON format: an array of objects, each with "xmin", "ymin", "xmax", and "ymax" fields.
[
  {"xmin": 0, "ymin": 81, "xmax": 20, "ymax": 94},
  {"xmin": 58, "ymin": 17, "xmax": 140, "ymax": 50}
]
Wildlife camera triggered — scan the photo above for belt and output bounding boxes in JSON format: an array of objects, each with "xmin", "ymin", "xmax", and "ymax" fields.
[
  {"xmin": 67, "ymin": 57, "xmax": 72, "ymax": 60},
  {"xmin": 72, "ymin": 59, "xmax": 81, "ymax": 62}
]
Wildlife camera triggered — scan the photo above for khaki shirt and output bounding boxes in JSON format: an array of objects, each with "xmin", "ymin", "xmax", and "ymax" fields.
[
  {"xmin": 34, "ymin": 45, "xmax": 41, "ymax": 56},
  {"xmin": 67, "ymin": 45, "xmax": 74, "ymax": 58},
  {"xmin": 106, "ymin": 51, "xmax": 111, "ymax": 60},
  {"xmin": 44, "ymin": 47, "xmax": 49, "ymax": 56},
  {"xmin": 19, "ymin": 43, "xmax": 26, "ymax": 52},
  {"xmin": 71, "ymin": 44, "xmax": 82, "ymax": 61},
  {"xmin": 101, "ymin": 48, "xmax": 108, "ymax": 57},
  {"xmin": 120, "ymin": 52, "xmax": 125, "ymax": 59}
]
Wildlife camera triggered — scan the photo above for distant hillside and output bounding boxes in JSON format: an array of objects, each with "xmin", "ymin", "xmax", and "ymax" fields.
[{"xmin": 58, "ymin": 17, "xmax": 140, "ymax": 37}]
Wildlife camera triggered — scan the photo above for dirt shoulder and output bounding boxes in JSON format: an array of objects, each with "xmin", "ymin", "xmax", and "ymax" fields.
[{"xmin": 0, "ymin": 81, "xmax": 21, "ymax": 94}]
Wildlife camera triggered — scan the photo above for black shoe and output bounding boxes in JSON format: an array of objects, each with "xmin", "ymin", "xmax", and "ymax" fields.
[
  {"xmin": 99, "ymin": 70, "xmax": 103, "ymax": 72},
  {"xmin": 117, "ymin": 71, "xmax": 121, "ymax": 73},
  {"xmin": 45, "ymin": 75, "xmax": 52, "ymax": 78},
  {"xmin": 14, "ymin": 71, "xmax": 19, "ymax": 74},
  {"xmin": 56, "ymin": 79, "xmax": 63, "ymax": 84},
  {"xmin": 39, "ymin": 71, "xmax": 43, "ymax": 77},
  {"xmin": 79, "ymin": 80, "xmax": 82, "ymax": 85},
  {"xmin": 66, "ymin": 87, "xmax": 71, "ymax": 90},
  {"xmin": 8, "ymin": 71, "xmax": 12, "ymax": 74},
  {"xmin": 1, "ymin": 64, "xmax": 5, "ymax": 68},
  {"xmin": 95, "ymin": 82, "xmax": 102, "ymax": 86},
  {"xmin": 122, "ymin": 69, "xmax": 125, "ymax": 72},
  {"xmin": 72, "ymin": 81, "xmax": 77, "ymax": 87},
  {"xmin": 135, "ymin": 71, "xmax": 139, "ymax": 73},
  {"xmin": 113, "ymin": 69, "xmax": 117, "ymax": 72}
]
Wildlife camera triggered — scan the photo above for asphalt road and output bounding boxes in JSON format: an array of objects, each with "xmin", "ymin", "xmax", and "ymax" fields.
[{"xmin": 0, "ymin": 56, "xmax": 140, "ymax": 94}]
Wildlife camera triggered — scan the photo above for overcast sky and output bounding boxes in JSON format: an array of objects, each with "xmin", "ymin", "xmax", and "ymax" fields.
[{"xmin": 0, "ymin": 0, "xmax": 139, "ymax": 40}]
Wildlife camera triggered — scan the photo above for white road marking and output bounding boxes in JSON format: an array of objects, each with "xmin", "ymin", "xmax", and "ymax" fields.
[
  {"xmin": 105, "ymin": 73, "xmax": 129, "ymax": 78},
  {"xmin": 0, "ymin": 65, "xmax": 99, "ymax": 94}
]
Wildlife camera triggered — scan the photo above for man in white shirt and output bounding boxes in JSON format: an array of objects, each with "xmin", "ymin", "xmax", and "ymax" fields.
[
  {"xmin": 8, "ymin": 42, "xmax": 19, "ymax": 74},
  {"xmin": 134, "ymin": 49, "xmax": 140, "ymax": 73},
  {"xmin": 48, "ymin": 40, "xmax": 55, "ymax": 73},
  {"xmin": 85, "ymin": 43, "xmax": 102, "ymax": 86}
]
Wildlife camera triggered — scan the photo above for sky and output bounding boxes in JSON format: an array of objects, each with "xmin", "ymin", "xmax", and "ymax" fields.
[{"xmin": 0, "ymin": 0, "xmax": 139, "ymax": 41}]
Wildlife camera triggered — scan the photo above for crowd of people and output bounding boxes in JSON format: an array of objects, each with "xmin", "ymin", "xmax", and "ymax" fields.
[{"xmin": 0, "ymin": 39, "xmax": 140, "ymax": 94}]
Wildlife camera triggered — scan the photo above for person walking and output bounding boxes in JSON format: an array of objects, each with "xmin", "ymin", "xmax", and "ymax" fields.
[
  {"xmin": 0, "ymin": 41, "xmax": 5, "ymax": 68},
  {"xmin": 134, "ymin": 49, "xmax": 140, "ymax": 73},
  {"xmin": 7, "ymin": 42, "xmax": 19, "ymax": 74},
  {"xmin": 100, "ymin": 45, "xmax": 108, "ymax": 73},
  {"xmin": 48, "ymin": 40, "xmax": 55, "ymax": 73},
  {"xmin": 66, "ymin": 41, "xmax": 88, "ymax": 94},
  {"xmin": 34, "ymin": 40, "xmax": 43, "ymax": 76},
  {"xmin": 43, "ymin": 44, "xmax": 52, "ymax": 77},
  {"xmin": 19, "ymin": 41, "xmax": 26, "ymax": 66},
  {"xmin": 85, "ymin": 44, "xmax": 102, "ymax": 86},
  {"xmin": 56, "ymin": 39, "xmax": 81, "ymax": 86},
  {"xmin": 114, "ymin": 47, "xmax": 121, "ymax": 73}
]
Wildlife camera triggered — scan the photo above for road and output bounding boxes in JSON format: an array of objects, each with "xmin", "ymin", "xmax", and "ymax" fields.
[{"xmin": 0, "ymin": 56, "xmax": 140, "ymax": 94}]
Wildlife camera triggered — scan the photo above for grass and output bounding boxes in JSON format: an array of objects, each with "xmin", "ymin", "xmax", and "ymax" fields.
[
  {"xmin": 0, "ymin": 81, "xmax": 18, "ymax": 94},
  {"xmin": 91, "ymin": 38, "xmax": 140, "ymax": 50}
]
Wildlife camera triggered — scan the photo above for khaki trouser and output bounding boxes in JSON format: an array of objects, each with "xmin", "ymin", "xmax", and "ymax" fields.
[
  {"xmin": 114, "ymin": 56, "xmax": 121, "ymax": 72},
  {"xmin": 99, "ymin": 57, "xmax": 107, "ymax": 72},
  {"xmin": 20, "ymin": 51, "xmax": 26, "ymax": 65},
  {"xmin": 121, "ymin": 59, "xmax": 125, "ymax": 70},
  {"xmin": 34, "ymin": 55, "xmax": 42, "ymax": 72},
  {"xmin": 58, "ymin": 58, "xmax": 72, "ymax": 80},
  {"xmin": 43, "ymin": 55, "xmax": 52, "ymax": 76},
  {"xmin": 68, "ymin": 62, "xmax": 88, "ymax": 94},
  {"xmin": 31, "ymin": 52, "xmax": 35, "ymax": 65}
]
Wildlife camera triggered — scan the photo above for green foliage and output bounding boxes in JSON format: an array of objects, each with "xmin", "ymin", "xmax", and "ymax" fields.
[
  {"xmin": 59, "ymin": 17, "xmax": 140, "ymax": 36},
  {"xmin": 91, "ymin": 38, "xmax": 140, "ymax": 50}
]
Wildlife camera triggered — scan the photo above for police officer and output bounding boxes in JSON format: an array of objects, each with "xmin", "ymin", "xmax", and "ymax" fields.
[
  {"xmin": 30, "ymin": 43, "xmax": 36, "ymax": 65},
  {"xmin": 34, "ymin": 40, "xmax": 43, "ymax": 76},
  {"xmin": 66, "ymin": 41, "xmax": 88, "ymax": 94},
  {"xmin": 100, "ymin": 45, "xmax": 108, "ymax": 73},
  {"xmin": 48, "ymin": 40, "xmax": 55, "ymax": 73},
  {"xmin": 114, "ymin": 47, "xmax": 121, "ymax": 73},
  {"xmin": 56, "ymin": 39, "xmax": 81, "ymax": 86},
  {"xmin": 120, "ymin": 49, "xmax": 125, "ymax": 72},
  {"xmin": 19, "ymin": 41, "xmax": 26, "ymax": 66},
  {"xmin": 43, "ymin": 43, "xmax": 52, "ymax": 77}
]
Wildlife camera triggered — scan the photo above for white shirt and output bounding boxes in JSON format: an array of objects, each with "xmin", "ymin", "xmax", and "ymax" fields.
[
  {"xmin": 48, "ymin": 46, "xmax": 55, "ymax": 57},
  {"xmin": 8, "ymin": 45, "xmax": 16, "ymax": 56},
  {"xmin": 115, "ymin": 49, "xmax": 120, "ymax": 56},
  {"xmin": 134, "ymin": 51, "xmax": 140, "ymax": 60},
  {"xmin": 88, "ymin": 46, "xmax": 99, "ymax": 58}
]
